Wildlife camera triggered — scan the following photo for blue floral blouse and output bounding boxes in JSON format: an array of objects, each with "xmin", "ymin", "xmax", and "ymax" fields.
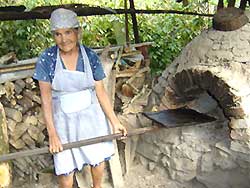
[{"xmin": 33, "ymin": 45, "xmax": 105, "ymax": 83}]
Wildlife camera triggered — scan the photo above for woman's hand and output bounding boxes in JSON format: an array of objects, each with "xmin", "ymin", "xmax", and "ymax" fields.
[
  {"xmin": 113, "ymin": 123, "xmax": 128, "ymax": 137},
  {"xmin": 48, "ymin": 132, "xmax": 63, "ymax": 154}
]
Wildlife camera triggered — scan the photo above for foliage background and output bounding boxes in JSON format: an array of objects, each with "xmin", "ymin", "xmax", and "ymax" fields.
[{"xmin": 0, "ymin": 0, "xmax": 214, "ymax": 75}]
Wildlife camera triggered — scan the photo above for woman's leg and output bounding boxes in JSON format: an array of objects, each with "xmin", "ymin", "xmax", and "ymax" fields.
[
  {"xmin": 58, "ymin": 172, "xmax": 74, "ymax": 188},
  {"xmin": 91, "ymin": 162, "xmax": 105, "ymax": 188}
]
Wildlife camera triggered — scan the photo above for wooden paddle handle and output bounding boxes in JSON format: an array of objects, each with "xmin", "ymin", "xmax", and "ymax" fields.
[{"xmin": 0, "ymin": 126, "xmax": 160, "ymax": 162}]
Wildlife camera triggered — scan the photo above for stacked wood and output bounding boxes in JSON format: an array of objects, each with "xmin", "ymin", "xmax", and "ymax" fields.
[
  {"xmin": 0, "ymin": 77, "xmax": 52, "ymax": 181},
  {"xmin": 0, "ymin": 43, "xmax": 153, "ymax": 184},
  {"xmin": 113, "ymin": 46, "xmax": 152, "ymax": 174},
  {"xmin": 115, "ymin": 47, "xmax": 152, "ymax": 115},
  {"xmin": 0, "ymin": 52, "xmax": 18, "ymax": 65}
]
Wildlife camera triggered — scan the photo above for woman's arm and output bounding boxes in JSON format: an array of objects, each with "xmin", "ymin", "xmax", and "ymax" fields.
[
  {"xmin": 95, "ymin": 80, "xmax": 127, "ymax": 136},
  {"xmin": 39, "ymin": 81, "xmax": 63, "ymax": 153}
]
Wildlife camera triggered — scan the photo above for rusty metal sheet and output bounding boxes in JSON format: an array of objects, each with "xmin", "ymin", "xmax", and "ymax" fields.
[{"xmin": 143, "ymin": 108, "xmax": 216, "ymax": 128}]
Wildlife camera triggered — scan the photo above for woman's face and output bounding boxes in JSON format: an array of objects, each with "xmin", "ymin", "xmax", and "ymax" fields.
[{"xmin": 53, "ymin": 28, "xmax": 78, "ymax": 53}]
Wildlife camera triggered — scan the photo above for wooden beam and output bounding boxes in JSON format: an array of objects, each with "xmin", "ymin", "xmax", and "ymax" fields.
[
  {"xmin": 124, "ymin": 0, "xmax": 130, "ymax": 45},
  {"xmin": 129, "ymin": 0, "xmax": 140, "ymax": 43},
  {"xmin": 239, "ymin": 0, "xmax": 248, "ymax": 10},
  {"xmin": 0, "ymin": 5, "xmax": 26, "ymax": 12},
  {"xmin": 0, "ymin": 7, "xmax": 213, "ymax": 21},
  {"xmin": 228, "ymin": 0, "xmax": 236, "ymax": 7},
  {"xmin": 217, "ymin": 0, "xmax": 224, "ymax": 10}
]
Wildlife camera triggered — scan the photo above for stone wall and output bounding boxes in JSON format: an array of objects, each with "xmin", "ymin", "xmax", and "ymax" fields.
[{"xmin": 134, "ymin": 11, "xmax": 250, "ymax": 188}]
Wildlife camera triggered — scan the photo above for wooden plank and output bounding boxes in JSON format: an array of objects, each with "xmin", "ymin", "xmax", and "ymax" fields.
[
  {"xmin": 107, "ymin": 69, "xmax": 125, "ymax": 188},
  {"xmin": 0, "ymin": 70, "xmax": 34, "ymax": 84},
  {"xmin": 129, "ymin": 0, "xmax": 140, "ymax": 43},
  {"xmin": 124, "ymin": 139, "xmax": 131, "ymax": 174}
]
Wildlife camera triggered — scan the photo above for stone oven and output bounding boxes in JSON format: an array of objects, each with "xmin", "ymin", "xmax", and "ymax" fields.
[{"xmin": 135, "ymin": 10, "xmax": 250, "ymax": 188}]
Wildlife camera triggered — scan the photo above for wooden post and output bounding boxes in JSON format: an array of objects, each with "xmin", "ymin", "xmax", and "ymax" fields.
[
  {"xmin": 228, "ymin": 0, "xmax": 236, "ymax": 7},
  {"xmin": 124, "ymin": 0, "xmax": 130, "ymax": 45},
  {"xmin": 129, "ymin": 0, "xmax": 140, "ymax": 43},
  {"xmin": 101, "ymin": 48, "xmax": 124, "ymax": 187},
  {"xmin": 0, "ymin": 103, "xmax": 11, "ymax": 188},
  {"xmin": 239, "ymin": 0, "xmax": 248, "ymax": 10},
  {"xmin": 217, "ymin": 0, "xmax": 224, "ymax": 10}
]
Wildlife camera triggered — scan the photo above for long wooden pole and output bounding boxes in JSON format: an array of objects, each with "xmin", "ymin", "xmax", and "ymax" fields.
[
  {"xmin": 129, "ymin": 0, "xmax": 140, "ymax": 43},
  {"xmin": 0, "ymin": 126, "xmax": 160, "ymax": 163},
  {"xmin": 124, "ymin": 0, "xmax": 130, "ymax": 45},
  {"xmin": 0, "ymin": 8, "xmax": 213, "ymax": 21}
]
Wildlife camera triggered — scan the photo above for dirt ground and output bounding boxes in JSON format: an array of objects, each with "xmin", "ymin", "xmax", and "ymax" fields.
[
  {"xmin": 124, "ymin": 159, "xmax": 170, "ymax": 188},
  {"xmin": 13, "ymin": 158, "xmax": 172, "ymax": 188}
]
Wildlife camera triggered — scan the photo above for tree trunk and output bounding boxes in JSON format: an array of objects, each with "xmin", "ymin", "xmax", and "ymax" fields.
[{"xmin": 0, "ymin": 102, "xmax": 11, "ymax": 187}]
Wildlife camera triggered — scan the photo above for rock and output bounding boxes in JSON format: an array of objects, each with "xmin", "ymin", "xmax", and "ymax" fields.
[
  {"xmin": 148, "ymin": 162, "xmax": 156, "ymax": 171},
  {"xmin": 197, "ymin": 168, "xmax": 250, "ymax": 188},
  {"xmin": 170, "ymin": 157, "xmax": 197, "ymax": 172},
  {"xmin": 201, "ymin": 152, "xmax": 214, "ymax": 173},
  {"xmin": 230, "ymin": 140, "xmax": 250, "ymax": 154},
  {"xmin": 136, "ymin": 141, "xmax": 160, "ymax": 162}
]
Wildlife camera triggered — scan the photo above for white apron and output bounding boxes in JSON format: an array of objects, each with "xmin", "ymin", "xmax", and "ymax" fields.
[{"xmin": 51, "ymin": 45, "xmax": 114, "ymax": 176}]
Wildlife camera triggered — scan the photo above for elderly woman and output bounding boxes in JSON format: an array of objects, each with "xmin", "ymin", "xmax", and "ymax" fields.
[{"xmin": 33, "ymin": 8, "xmax": 127, "ymax": 188}]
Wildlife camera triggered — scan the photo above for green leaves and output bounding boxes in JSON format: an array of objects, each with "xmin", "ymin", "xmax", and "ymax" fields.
[{"xmin": 0, "ymin": 0, "xmax": 210, "ymax": 75}]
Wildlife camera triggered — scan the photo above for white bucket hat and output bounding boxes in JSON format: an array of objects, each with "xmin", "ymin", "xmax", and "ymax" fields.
[{"xmin": 50, "ymin": 8, "xmax": 80, "ymax": 31}]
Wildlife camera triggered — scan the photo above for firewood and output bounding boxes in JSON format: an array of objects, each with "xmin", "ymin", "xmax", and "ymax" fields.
[
  {"xmin": 11, "ymin": 122, "xmax": 29, "ymax": 141},
  {"xmin": 9, "ymin": 138, "xmax": 25, "ymax": 149},
  {"xmin": 15, "ymin": 94, "xmax": 23, "ymax": 100},
  {"xmin": 15, "ymin": 79, "xmax": 26, "ymax": 88},
  {"xmin": 37, "ymin": 155, "xmax": 50, "ymax": 168},
  {"xmin": 126, "ymin": 67, "xmax": 150, "ymax": 85},
  {"xmin": 121, "ymin": 84, "xmax": 134, "ymax": 97},
  {"xmin": 25, "ymin": 77, "xmax": 33, "ymax": 84},
  {"xmin": 37, "ymin": 122, "xmax": 46, "ymax": 132},
  {"xmin": 36, "ymin": 157, "xmax": 46, "ymax": 169},
  {"xmin": 6, "ymin": 118, "xmax": 16, "ymax": 133},
  {"xmin": 4, "ymin": 107, "xmax": 22, "ymax": 122},
  {"xmin": 0, "ymin": 84, "xmax": 6, "ymax": 97},
  {"xmin": 13, "ymin": 158, "xmax": 29, "ymax": 173},
  {"xmin": 116, "ymin": 68, "xmax": 138, "ymax": 78},
  {"xmin": 122, "ymin": 86, "xmax": 152, "ymax": 114},
  {"xmin": 23, "ymin": 115, "xmax": 38, "ymax": 126},
  {"xmin": 0, "ymin": 96, "xmax": 13, "ymax": 108},
  {"xmin": 10, "ymin": 98, "xmax": 16, "ymax": 106},
  {"xmin": 37, "ymin": 112, "xmax": 45, "ymax": 124},
  {"xmin": 14, "ymin": 168, "xmax": 25, "ymax": 178},
  {"xmin": 25, "ymin": 77, "xmax": 36, "ymax": 89},
  {"xmin": 37, "ymin": 133, "xmax": 46, "ymax": 144},
  {"xmin": 17, "ymin": 96, "xmax": 34, "ymax": 113},
  {"xmin": 14, "ymin": 83, "xmax": 23, "ymax": 95},
  {"xmin": 0, "ymin": 52, "xmax": 17, "ymax": 65},
  {"xmin": 14, "ymin": 104, "xmax": 24, "ymax": 114},
  {"xmin": 22, "ymin": 133, "xmax": 36, "ymax": 146},
  {"xmin": 4, "ymin": 81, "xmax": 15, "ymax": 100},
  {"xmin": 22, "ymin": 89, "xmax": 41, "ymax": 104},
  {"xmin": 28, "ymin": 126, "xmax": 42, "ymax": 141}
]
